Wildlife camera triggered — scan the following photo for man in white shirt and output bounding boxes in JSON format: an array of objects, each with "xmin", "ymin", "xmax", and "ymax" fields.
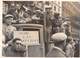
[{"xmin": 3, "ymin": 14, "xmax": 16, "ymax": 44}]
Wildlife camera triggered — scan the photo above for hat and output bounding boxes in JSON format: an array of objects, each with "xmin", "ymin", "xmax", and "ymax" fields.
[
  {"xmin": 62, "ymin": 21, "xmax": 70, "ymax": 27},
  {"xmin": 45, "ymin": 5, "xmax": 52, "ymax": 9},
  {"xmin": 32, "ymin": 15, "xmax": 40, "ymax": 20},
  {"xmin": 51, "ymin": 33, "xmax": 67, "ymax": 42},
  {"xmin": 33, "ymin": 10, "xmax": 43, "ymax": 17},
  {"xmin": 23, "ymin": 5, "xmax": 30, "ymax": 12},
  {"xmin": 25, "ymin": 8, "xmax": 30, "ymax": 12},
  {"xmin": 5, "ymin": 14, "xmax": 14, "ymax": 18},
  {"xmin": 35, "ymin": 10, "xmax": 43, "ymax": 14}
]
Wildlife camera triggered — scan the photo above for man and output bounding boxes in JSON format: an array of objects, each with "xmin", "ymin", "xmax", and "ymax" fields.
[
  {"xmin": 52, "ymin": 13, "xmax": 61, "ymax": 34},
  {"xmin": 47, "ymin": 33, "xmax": 67, "ymax": 57},
  {"xmin": 61, "ymin": 20, "xmax": 71, "ymax": 36},
  {"xmin": 32, "ymin": 10, "xmax": 43, "ymax": 24},
  {"xmin": 2, "ymin": 38, "xmax": 27, "ymax": 57},
  {"xmin": 22, "ymin": 8, "xmax": 32, "ymax": 23},
  {"xmin": 65, "ymin": 37, "xmax": 75, "ymax": 57},
  {"xmin": 3, "ymin": 14, "xmax": 16, "ymax": 44}
]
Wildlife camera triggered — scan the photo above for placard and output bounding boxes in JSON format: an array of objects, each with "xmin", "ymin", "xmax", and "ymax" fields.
[{"xmin": 13, "ymin": 31, "xmax": 40, "ymax": 45}]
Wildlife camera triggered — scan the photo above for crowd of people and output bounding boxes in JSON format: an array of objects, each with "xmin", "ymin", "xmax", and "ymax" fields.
[
  {"xmin": 47, "ymin": 33, "xmax": 79, "ymax": 57},
  {"xmin": 3, "ymin": 1, "xmax": 44, "ymax": 25},
  {"xmin": 2, "ymin": 1, "xmax": 79, "ymax": 57}
]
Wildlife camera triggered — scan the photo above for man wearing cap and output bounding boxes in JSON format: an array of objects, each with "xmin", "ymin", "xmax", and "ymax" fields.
[
  {"xmin": 61, "ymin": 21, "xmax": 71, "ymax": 36},
  {"xmin": 19, "ymin": 8, "xmax": 32, "ymax": 23},
  {"xmin": 32, "ymin": 10, "xmax": 43, "ymax": 24},
  {"xmin": 47, "ymin": 33, "xmax": 67, "ymax": 57},
  {"xmin": 3, "ymin": 14, "xmax": 16, "ymax": 44}
]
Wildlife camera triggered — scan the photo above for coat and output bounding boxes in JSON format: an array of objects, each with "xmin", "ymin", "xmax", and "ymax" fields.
[
  {"xmin": 65, "ymin": 44, "xmax": 74, "ymax": 57},
  {"xmin": 2, "ymin": 45, "xmax": 27, "ymax": 57},
  {"xmin": 47, "ymin": 46, "xmax": 66, "ymax": 57}
]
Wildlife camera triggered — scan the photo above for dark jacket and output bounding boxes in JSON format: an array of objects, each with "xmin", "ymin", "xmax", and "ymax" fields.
[{"xmin": 2, "ymin": 45, "xmax": 27, "ymax": 57}]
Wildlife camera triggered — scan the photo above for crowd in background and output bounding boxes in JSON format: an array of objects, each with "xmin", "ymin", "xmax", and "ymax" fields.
[{"xmin": 2, "ymin": 1, "xmax": 79, "ymax": 57}]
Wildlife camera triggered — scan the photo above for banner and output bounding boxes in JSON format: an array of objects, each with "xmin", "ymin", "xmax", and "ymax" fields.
[{"xmin": 14, "ymin": 31, "xmax": 40, "ymax": 45}]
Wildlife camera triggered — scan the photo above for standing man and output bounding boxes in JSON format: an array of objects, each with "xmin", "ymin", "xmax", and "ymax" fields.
[
  {"xmin": 47, "ymin": 33, "xmax": 67, "ymax": 57},
  {"xmin": 3, "ymin": 14, "xmax": 16, "ymax": 44}
]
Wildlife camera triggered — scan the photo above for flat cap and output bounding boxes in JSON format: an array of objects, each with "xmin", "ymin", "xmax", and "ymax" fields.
[
  {"xmin": 51, "ymin": 33, "xmax": 67, "ymax": 42},
  {"xmin": 34, "ymin": 10, "xmax": 43, "ymax": 15},
  {"xmin": 5, "ymin": 14, "xmax": 14, "ymax": 18}
]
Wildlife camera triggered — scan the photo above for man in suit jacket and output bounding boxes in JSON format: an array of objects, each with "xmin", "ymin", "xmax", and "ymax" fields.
[{"xmin": 47, "ymin": 32, "xmax": 67, "ymax": 57}]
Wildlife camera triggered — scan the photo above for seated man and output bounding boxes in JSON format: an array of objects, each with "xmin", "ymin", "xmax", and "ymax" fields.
[{"xmin": 2, "ymin": 38, "xmax": 27, "ymax": 57}]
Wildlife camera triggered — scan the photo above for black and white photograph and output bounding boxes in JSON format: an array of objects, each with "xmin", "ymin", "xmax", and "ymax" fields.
[{"xmin": 2, "ymin": 0, "xmax": 80, "ymax": 57}]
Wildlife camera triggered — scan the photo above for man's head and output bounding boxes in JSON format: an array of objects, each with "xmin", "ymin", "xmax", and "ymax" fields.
[
  {"xmin": 51, "ymin": 33, "xmax": 67, "ymax": 49},
  {"xmin": 4, "ymin": 14, "xmax": 14, "ymax": 25},
  {"xmin": 66, "ymin": 36, "xmax": 72, "ymax": 43},
  {"xmin": 45, "ymin": 6, "xmax": 52, "ymax": 14},
  {"xmin": 67, "ymin": 36, "xmax": 75, "ymax": 45},
  {"xmin": 32, "ymin": 10, "xmax": 43, "ymax": 18},
  {"xmin": 12, "ymin": 38, "xmax": 26, "ymax": 52},
  {"xmin": 62, "ymin": 21, "xmax": 70, "ymax": 29},
  {"xmin": 23, "ymin": 9, "xmax": 31, "ymax": 18},
  {"xmin": 54, "ymin": 13, "xmax": 60, "ymax": 19}
]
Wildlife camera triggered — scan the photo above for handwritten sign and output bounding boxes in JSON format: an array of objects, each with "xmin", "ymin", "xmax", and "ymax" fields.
[{"xmin": 13, "ymin": 31, "xmax": 40, "ymax": 45}]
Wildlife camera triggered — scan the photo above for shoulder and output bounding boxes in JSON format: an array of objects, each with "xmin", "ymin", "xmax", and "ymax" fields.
[
  {"xmin": 10, "ymin": 25, "xmax": 16, "ymax": 31},
  {"xmin": 47, "ymin": 47, "xmax": 65, "ymax": 57}
]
